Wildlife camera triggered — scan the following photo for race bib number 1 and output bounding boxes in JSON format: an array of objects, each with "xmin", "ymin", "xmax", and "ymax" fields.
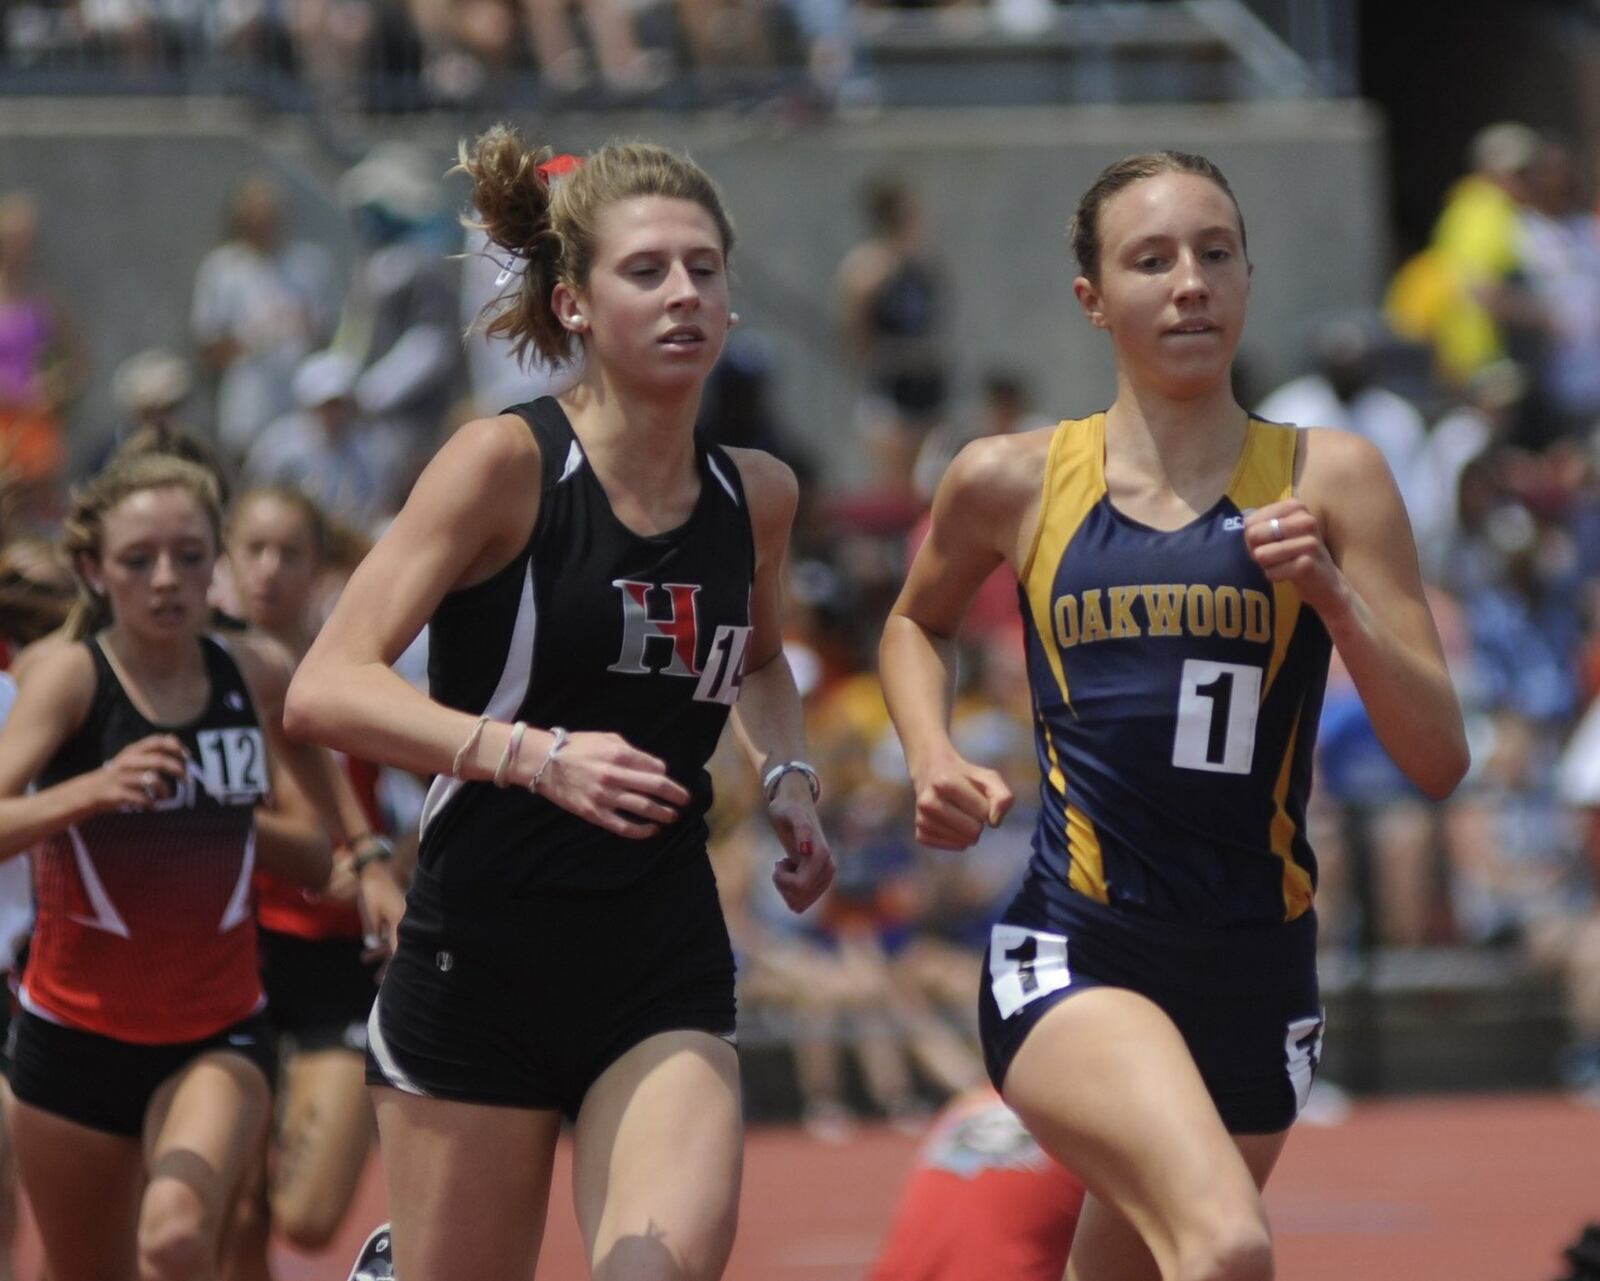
[{"xmin": 989, "ymin": 924, "xmax": 1071, "ymax": 1019}]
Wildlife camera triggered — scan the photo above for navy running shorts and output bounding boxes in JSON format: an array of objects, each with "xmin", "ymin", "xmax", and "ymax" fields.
[{"xmin": 978, "ymin": 884, "xmax": 1322, "ymax": 1134}]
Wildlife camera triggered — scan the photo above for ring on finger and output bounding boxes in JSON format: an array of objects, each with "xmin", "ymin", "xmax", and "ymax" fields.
[{"xmin": 1269, "ymin": 516, "xmax": 1283, "ymax": 542}]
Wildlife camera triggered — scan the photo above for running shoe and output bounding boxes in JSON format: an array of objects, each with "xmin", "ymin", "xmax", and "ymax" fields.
[{"xmin": 347, "ymin": 1222, "xmax": 395, "ymax": 1281}]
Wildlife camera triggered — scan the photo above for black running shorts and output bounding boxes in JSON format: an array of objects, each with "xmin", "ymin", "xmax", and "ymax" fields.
[
  {"xmin": 367, "ymin": 851, "xmax": 736, "ymax": 1120},
  {"xmin": 260, "ymin": 928, "xmax": 379, "ymax": 1053},
  {"xmin": 10, "ymin": 1007, "xmax": 276, "ymax": 1136}
]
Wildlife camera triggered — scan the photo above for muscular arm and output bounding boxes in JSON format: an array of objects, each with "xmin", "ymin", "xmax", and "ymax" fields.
[
  {"xmin": 284, "ymin": 414, "xmax": 547, "ymax": 782},
  {"xmin": 726, "ymin": 450, "xmax": 834, "ymax": 913},
  {"xmin": 285, "ymin": 412, "xmax": 690, "ymax": 843},
  {"xmin": 1252, "ymin": 429, "xmax": 1468, "ymax": 800},
  {"xmin": 880, "ymin": 433, "xmax": 1040, "ymax": 845}
]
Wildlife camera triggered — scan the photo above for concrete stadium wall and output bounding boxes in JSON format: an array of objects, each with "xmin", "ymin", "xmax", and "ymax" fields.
[{"xmin": 2, "ymin": 98, "xmax": 1388, "ymax": 482}]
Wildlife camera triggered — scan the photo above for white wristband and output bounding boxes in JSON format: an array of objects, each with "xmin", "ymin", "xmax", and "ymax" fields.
[
  {"xmin": 451, "ymin": 713, "xmax": 491, "ymax": 779},
  {"xmin": 762, "ymin": 760, "xmax": 820, "ymax": 804},
  {"xmin": 493, "ymin": 721, "xmax": 527, "ymax": 789},
  {"xmin": 528, "ymin": 726, "xmax": 569, "ymax": 795}
]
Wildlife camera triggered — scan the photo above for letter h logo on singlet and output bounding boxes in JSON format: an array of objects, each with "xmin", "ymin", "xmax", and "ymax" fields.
[{"xmin": 608, "ymin": 580, "xmax": 701, "ymax": 677}]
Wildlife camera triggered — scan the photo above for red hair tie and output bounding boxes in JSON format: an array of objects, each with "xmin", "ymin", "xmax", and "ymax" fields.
[{"xmin": 537, "ymin": 154, "xmax": 584, "ymax": 183}]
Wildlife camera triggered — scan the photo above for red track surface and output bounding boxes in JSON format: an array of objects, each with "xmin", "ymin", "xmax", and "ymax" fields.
[{"xmin": 17, "ymin": 1093, "xmax": 1600, "ymax": 1279}]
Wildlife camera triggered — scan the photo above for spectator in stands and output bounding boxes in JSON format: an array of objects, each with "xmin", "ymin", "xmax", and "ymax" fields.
[
  {"xmin": 1385, "ymin": 121, "xmax": 1547, "ymax": 391},
  {"xmin": 806, "ymin": 660, "xmax": 988, "ymax": 1127},
  {"xmin": 284, "ymin": 0, "xmax": 384, "ymax": 111},
  {"xmin": 1571, "ymin": 438, "xmax": 1600, "ymax": 676},
  {"xmin": 1316, "ymin": 646, "xmax": 1455, "ymax": 948},
  {"xmin": 1458, "ymin": 495, "xmax": 1584, "ymax": 732},
  {"xmin": 717, "ymin": 800, "xmax": 931, "ymax": 1144},
  {"xmin": 869, "ymin": 1085, "xmax": 1084, "ymax": 1281},
  {"xmin": 76, "ymin": 0, "xmax": 208, "ymax": 69},
  {"xmin": 784, "ymin": 0, "xmax": 874, "ymax": 109},
  {"xmin": 1444, "ymin": 709, "xmax": 1600, "ymax": 1101},
  {"xmin": 191, "ymin": 174, "xmax": 341, "ymax": 467},
  {"xmin": 837, "ymin": 174, "xmax": 952, "ymax": 498},
  {"xmin": 337, "ymin": 144, "xmax": 462, "ymax": 496},
  {"xmin": 518, "ymin": 0, "xmax": 669, "ymax": 95},
  {"xmin": 405, "ymin": 0, "xmax": 521, "ymax": 103},
  {"xmin": 242, "ymin": 348, "xmax": 407, "ymax": 531},
  {"xmin": 1409, "ymin": 359, "xmax": 1527, "ymax": 583},
  {"xmin": 0, "ymin": 191, "xmax": 81, "ymax": 529},
  {"xmin": 1510, "ymin": 135, "xmax": 1600, "ymax": 447},
  {"xmin": 100, "ymin": 347, "xmax": 197, "ymax": 469},
  {"xmin": 1256, "ymin": 314, "xmax": 1430, "ymax": 519}
]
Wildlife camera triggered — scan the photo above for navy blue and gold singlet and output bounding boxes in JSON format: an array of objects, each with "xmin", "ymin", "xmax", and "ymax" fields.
[
  {"xmin": 1017, "ymin": 413, "xmax": 1331, "ymax": 928},
  {"xmin": 980, "ymin": 414, "xmax": 1331, "ymax": 1132}
]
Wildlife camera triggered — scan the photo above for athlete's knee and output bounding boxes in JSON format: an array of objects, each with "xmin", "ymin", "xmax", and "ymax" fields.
[
  {"xmin": 592, "ymin": 1231, "xmax": 734, "ymax": 1281},
  {"xmin": 137, "ymin": 1180, "xmax": 214, "ymax": 1281},
  {"xmin": 1176, "ymin": 1215, "xmax": 1273, "ymax": 1281},
  {"xmin": 273, "ymin": 1191, "xmax": 345, "ymax": 1252}
]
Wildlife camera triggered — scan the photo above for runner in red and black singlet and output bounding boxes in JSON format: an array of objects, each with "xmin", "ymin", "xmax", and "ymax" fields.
[{"xmin": 0, "ymin": 455, "xmax": 345, "ymax": 1281}]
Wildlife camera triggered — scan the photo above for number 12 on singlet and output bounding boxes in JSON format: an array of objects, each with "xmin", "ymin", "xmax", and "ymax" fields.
[{"xmin": 1172, "ymin": 659, "xmax": 1262, "ymax": 775}]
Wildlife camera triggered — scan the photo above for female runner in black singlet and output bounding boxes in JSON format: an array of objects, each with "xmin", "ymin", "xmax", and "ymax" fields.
[{"xmin": 286, "ymin": 127, "xmax": 834, "ymax": 1281}]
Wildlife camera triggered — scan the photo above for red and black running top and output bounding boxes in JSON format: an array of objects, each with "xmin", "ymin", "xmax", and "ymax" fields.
[{"xmin": 24, "ymin": 635, "xmax": 268, "ymax": 1043}]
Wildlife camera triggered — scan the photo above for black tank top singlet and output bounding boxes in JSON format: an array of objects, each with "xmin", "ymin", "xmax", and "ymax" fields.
[{"xmin": 416, "ymin": 398, "xmax": 758, "ymax": 900}]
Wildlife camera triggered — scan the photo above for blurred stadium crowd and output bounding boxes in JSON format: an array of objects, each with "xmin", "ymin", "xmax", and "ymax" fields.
[
  {"xmin": 3, "ymin": 104, "xmax": 1600, "ymax": 1140},
  {"xmin": 0, "ymin": 0, "xmax": 891, "ymax": 114}
]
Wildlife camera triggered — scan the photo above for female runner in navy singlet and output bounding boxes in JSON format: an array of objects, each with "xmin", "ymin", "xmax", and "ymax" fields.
[
  {"xmin": 879, "ymin": 153, "xmax": 1470, "ymax": 1281},
  {"xmin": 0, "ymin": 453, "xmax": 342, "ymax": 1281},
  {"xmin": 285, "ymin": 126, "xmax": 834, "ymax": 1281}
]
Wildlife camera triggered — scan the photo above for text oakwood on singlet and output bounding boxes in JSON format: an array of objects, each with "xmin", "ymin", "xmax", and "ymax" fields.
[{"xmin": 1049, "ymin": 585, "xmax": 1272, "ymax": 650}]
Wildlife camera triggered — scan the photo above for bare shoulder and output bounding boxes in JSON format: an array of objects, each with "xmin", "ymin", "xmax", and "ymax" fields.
[
  {"xmin": 939, "ymin": 425, "xmax": 1054, "ymax": 518},
  {"xmin": 433, "ymin": 413, "xmax": 543, "ymax": 492},
  {"xmin": 218, "ymin": 629, "xmax": 296, "ymax": 711},
  {"xmin": 1295, "ymin": 426, "xmax": 1395, "ymax": 508},
  {"xmin": 397, "ymin": 412, "xmax": 544, "ymax": 578},
  {"xmin": 11, "ymin": 637, "xmax": 96, "ymax": 725},
  {"xmin": 11, "ymin": 629, "xmax": 75, "ymax": 686},
  {"xmin": 723, "ymin": 447, "xmax": 798, "ymax": 562},
  {"xmin": 723, "ymin": 446, "xmax": 797, "ymax": 512},
  {"xmin": 17, "ymin": 637, "xmax": 94, "ymax": 692}
]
